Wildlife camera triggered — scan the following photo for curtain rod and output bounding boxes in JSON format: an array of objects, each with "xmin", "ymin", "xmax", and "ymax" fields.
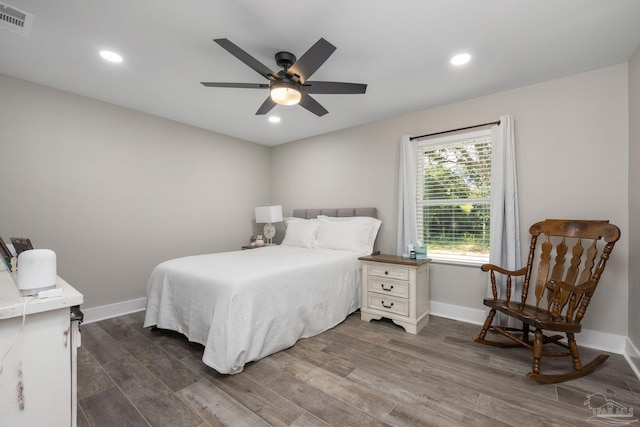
[{"xmin": 410, "ymin": 120, "xmax": 501, "ymax": 141}]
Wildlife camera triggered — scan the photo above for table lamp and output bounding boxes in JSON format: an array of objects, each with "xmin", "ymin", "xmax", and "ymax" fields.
[{"xmin": 254, "ymin": 205, "xmax": 283, "ymax": 245}]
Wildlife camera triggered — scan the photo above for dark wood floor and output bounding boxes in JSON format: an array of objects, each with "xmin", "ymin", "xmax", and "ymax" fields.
[{"xmin": 77, "ymin": 311, "xmax": 640, "ymax": 426}]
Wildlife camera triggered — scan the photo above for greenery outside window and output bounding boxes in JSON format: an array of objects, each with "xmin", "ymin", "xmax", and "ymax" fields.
[{"xmin": 416, "ymin": 129, "xmax": 491, "ymax": 264}]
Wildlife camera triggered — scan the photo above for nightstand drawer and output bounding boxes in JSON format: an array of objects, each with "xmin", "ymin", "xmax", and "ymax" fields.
[
  {"xmin": 367, "ymin": 294, "xmax": 409, "ymax": 316},
  {"xmin": 367, "ymin": 264, "xmax": 410, "ymax": 281},
  {"xmin": 367, "ymin": 278, "xmax": 409, "ymax": 298}
]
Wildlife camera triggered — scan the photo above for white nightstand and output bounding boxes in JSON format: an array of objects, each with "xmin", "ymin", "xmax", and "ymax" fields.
[{"xmin": 358, "ymin": 254, "xmax": 431, "ymax": 334}]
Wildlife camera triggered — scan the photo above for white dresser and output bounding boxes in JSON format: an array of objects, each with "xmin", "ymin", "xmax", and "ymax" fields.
[
  {"xmin": 358, "ymin": 254, "xmax": 430, "ymax": 334},
  {"xmin": 0, "ymin": 269, "xmax": 83, "ymax": 427}
]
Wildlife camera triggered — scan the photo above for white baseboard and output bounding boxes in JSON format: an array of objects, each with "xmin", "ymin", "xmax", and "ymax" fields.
[
  {"xmin": 625, "ymin": 337, "xmax": 640, "ymax": 380},
  {"xmin": 429, "ymin": 301, "xmax": 627, "ymax": 355},
  {"xmin": 576, "ymin": 329, "xmax": 627, "ymax": 354},
  {"xmin": 429, "ymin": 301, "xmax": 486, "ymax": 325},
  {"xmin": 82, "ymin": 297, "xmax": 147, "ymax": 324}
]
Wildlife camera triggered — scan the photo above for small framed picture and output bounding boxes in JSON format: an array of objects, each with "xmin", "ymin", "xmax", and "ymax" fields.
[
  {"xmin": 0, "ymin": 237, "xmax": 13, "ymax": 271},
  {"xmin": 10, "ymin": 237, "xmax": 33, "ymax": 257}
]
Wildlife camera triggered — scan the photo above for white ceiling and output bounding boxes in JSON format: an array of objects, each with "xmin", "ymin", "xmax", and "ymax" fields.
[{"xmin": 1, "ymin": 1, "xmax": 640, "ymax": 146}]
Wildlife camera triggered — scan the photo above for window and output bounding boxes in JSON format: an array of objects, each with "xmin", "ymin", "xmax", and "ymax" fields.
[{"xmin": 416, "ymin": 129, "xmax": 491, "ymax": 263}]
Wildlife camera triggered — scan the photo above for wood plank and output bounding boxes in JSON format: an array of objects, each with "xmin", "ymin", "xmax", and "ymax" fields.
[
  {"xmin": 76, "ymin": 346, "xmax": 116, "ymax": 401},
  {"xmin": 268, "ymin": 372, "xmax": 389, "ymax": 426},
  {"xmin": 386, "ymin": 400, "xmax": 513, "ymax": 427},
  {"xmin": 284, "ymin": 339, "xmax": 357, "ymax": 377},
  {"xmin": 289, "ymin": 412, "xmax": 332, "ymax": 427},
  {"xmin": 282, "ymin": 358, "xmax": 396, "ymax": 420},
  {"xmin": 103, "ymin": 355, "xmax": 204, "ymax": 427},
  {"xmin": 242, "ymin": 350, "xmax": 298, "ymax": 385},
  {"xmin": 79, "ymin": 386, "xmax": 150, "ymax": 427},
  {"xmin": 80, "ymin": 322, "xmax": 130, "ymax": 365},
  {"xmin": 181, "ymin": 353, "xmax": 307, "ymax": 427},
  {"xmin": 475, "ymin": 393, "xmax": 589, "ymax": 426},
  {"xmin": 177, "ymin": 380, "xmax": 271, "ymax": 427},
  {"xmin": 119, "ymin": 332, "xmax": 201, "ymax": 392}
]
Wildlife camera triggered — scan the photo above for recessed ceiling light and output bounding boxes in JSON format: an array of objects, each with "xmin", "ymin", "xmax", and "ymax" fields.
[
  {"xmin": 268, "ymin": 116, "xmax": 281, "ymax": 123},
  {"xmin": 100, "ymin": 50, "xmax": 123, "ymax": 63},
  {"xmin": 450, "ymin": 53, "xmax": 471, "ymax": 66}
]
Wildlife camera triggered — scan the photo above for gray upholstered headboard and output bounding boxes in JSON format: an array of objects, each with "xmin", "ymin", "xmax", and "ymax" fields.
[{"xmin": 292, "ymin": 207, "xmax": 378, "ymax": 220}]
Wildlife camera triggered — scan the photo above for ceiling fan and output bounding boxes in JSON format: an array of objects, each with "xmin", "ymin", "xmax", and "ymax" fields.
[{"xmin": 201, "ymin": 38, "xmax": 367, "ymax": 117}]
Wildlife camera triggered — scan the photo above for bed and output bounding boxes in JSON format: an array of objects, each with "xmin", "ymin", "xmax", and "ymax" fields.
[{"xmin": 143, "ymin": 208, "xmax": 380, "ymax": 374}]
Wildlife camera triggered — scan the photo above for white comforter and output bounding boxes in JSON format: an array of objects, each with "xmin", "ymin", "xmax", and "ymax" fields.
[{"xmin": 143, "ymin": 245, "xmax": 362, "ymax": 374}]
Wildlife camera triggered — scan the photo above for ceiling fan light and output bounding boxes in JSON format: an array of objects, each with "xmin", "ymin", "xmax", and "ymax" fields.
[{"xmin": 270, "ymin": 82, "xmax": 301, "ymax": 105}]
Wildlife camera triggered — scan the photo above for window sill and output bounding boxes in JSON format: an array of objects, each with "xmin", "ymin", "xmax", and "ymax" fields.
[{"xmin": 428, "ymin": 255, "xmax": 487, "ymax": 268}]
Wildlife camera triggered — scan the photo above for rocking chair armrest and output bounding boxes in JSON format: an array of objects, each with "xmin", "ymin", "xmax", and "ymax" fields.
[
  {"xmin": 480, "ymin": 264, "xmax": 528, "ymax": 277},
  {"xmin": 545, "ymin": 279, "xmax": 597, "ymax": 295}
]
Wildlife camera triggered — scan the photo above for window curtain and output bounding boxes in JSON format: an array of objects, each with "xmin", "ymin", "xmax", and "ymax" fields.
[
  {"xmin": 489, "ymin": 115, "xmax": 521, "ymax": 325},
  {"xmin": 396, "ymin": 135, "xmax": 419, "ymax": 255},
  {"xmin": 396, "ymin": 119, "xmax": 521, "ymax": 306}
]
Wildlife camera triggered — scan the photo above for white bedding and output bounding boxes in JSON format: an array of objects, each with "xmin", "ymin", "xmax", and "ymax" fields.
[{"xmin": 143, "ymin": 245, "xmax": 362, "ymax": 374}]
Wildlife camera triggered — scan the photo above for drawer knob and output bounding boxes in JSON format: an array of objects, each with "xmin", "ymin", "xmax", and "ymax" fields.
[
  {"xmin": 384, "ymin": 271, "xmax": 389, "ymax": 275},
  {"xmin": 380, "ymin": 284, "xmax": 394, "ymax": 292},
  {"xmin": 381, "ymin": 300, "xmax": 394, "ymax": 309}
]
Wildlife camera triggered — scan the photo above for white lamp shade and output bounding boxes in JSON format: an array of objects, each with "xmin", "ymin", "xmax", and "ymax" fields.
[{"xmin": 254, "ymin": 205, "xmax": 283, "ymax": 224}]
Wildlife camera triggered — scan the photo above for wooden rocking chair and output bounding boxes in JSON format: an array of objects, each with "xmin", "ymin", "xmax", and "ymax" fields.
[{"xmin": 474, "ymin": 219, "xmax": 620, "ymax": 383}]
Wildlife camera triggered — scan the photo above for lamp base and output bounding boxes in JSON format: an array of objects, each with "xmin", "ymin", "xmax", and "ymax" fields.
[{"xmin": 263, "ymin": 223, "xmax": 276, "ymax": 245}]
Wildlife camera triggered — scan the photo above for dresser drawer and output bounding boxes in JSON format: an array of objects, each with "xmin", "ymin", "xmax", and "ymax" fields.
[
  {"xmin": 367, "ymin": 263, "xmax": 410, "ymax": 281},
  {"xmin": 367, "ymin": 294, "xmax": 409, "ymax": 316},
  {"xmin": 367, "ymin": 277, "xmax": 409, "ymax": 298}
]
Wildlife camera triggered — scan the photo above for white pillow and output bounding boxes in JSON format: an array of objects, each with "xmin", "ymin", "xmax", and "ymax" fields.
[
  {"xmin": 316, "ymin": 216, "xmax": 381, "ymax": 254},
  {"xmin": 317, "ymin": 215, "xmax": 381, "ymax": 249},
  {"xmin": 281, "ymin": 218, "xmax": 320, "ymax": 248}
]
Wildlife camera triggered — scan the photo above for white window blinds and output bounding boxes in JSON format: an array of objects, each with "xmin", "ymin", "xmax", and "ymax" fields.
[{"xmin": 416, "ymin": 130, "xmax": 491, "ymax": 262}]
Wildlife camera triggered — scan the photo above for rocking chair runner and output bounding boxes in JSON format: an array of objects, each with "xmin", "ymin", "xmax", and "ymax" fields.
[{"xmin": 474, "ymin": 219, "xmax": 620, "ymax": 383}]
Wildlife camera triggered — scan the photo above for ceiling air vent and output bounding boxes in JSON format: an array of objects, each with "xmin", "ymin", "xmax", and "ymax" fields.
[{"xmin": 0, "ymin": 3, "xmax": 33, "ymax": 37}]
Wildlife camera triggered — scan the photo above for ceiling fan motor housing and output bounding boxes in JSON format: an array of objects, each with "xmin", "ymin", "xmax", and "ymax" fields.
[{"xmin": 275, "ymin": 51, "xmax": 296, "ymax": 71}]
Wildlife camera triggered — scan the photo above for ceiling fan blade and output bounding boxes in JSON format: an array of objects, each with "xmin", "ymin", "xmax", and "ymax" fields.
[
  {"xmin": 299, "ymin": 93, "xmax": 328, "ymax": 117},
  {"xmin": 287, "ymin": 38, "xmax": 336, "ymax": 83},
  {"xmin": 255, "ymin": 97, "xmax": 277, "ymax": 115},
  {"xmin": 303, "ymin": 81, "xmax": 367, "ymax": 94},
  {"xmin": 201, "ymin": 82, "xmax": 270, "ymax": 89},
  {"xmin": 214, "ymin": 38, "xmax": 279, "ymax": 81}
]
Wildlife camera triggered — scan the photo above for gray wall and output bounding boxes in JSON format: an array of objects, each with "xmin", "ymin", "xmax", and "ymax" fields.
[
  {"xmin": 0, "ymin": 74, "xmax": 271, "ymax": 309},
  {"xmin": 0, "ymin": 62, "xmax": 634, "ymax": 341},
  {"xmin": 272, "ymin": 64, "xmax": 630, "ymax": 337},
  {"xmin": 629, "ymin": 46, "xmax": 640, "ymax": 354}
]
